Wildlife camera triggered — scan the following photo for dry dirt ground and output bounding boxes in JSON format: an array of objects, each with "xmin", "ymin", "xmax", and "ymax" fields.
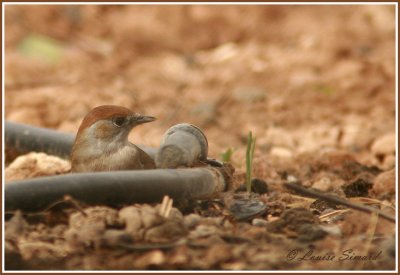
[{"xmin": 3, "ymin": 5, "xmax": 397, "ymax": 270}]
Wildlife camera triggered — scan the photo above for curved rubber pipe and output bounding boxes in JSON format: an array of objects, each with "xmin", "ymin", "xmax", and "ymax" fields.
[
  {"xmin": 4, "ymin": 121, "xmax": 157, "ymax": 159},
  {"xmin": 156, "ymin": 123, "xmax": 208, "ymax": 168},
  {"xmin": 5, "ymin": 121, "xmax": 75, "ymax": 159},
  {"xmin": 5, "ymin": 168, "xmax": 226, "ymax": 212}
]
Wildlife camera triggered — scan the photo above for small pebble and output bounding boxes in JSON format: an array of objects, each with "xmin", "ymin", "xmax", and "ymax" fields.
[
  {"xmin": 319, "ymin": 224, "xmax": 342, "ymax": 236},
  {"xmin": 183, "ymin": 213, "xmax": 202, "ymax": 229},
  {"xmin": 312, "ymin": 177, "xmax": 332, "ymax": 192},
  {"xmin": 5, "ymin": 152, "xmax": 71, "ymax": 182},
  {"xmin": 287, "ymin": 175, "xmax": 298, "ymax": 183},
  {"xmin": 190, "ymin": 102, "xmax": 217, "ymax": 125},
  {"xmin": 371, "ymin": 169, "xmax": 395, "ymax": 197},
  {"xmin": 382, "ymin": 155, "xmax": 396, "ymax": 170},
  {"xmin": 371, "ymin": 133, "xmax": 395, "ymax": 155},
  {"xmin": 252, "ymin": 218, "xmax": 268, "ymax": 227},
  {"xmin": 233, "ymin": 86, "xmax": 266, "ymax": 103},
  {"xmin": 264, "ymin": 127, "xmax": 295, "ymax": 148},
  {"xmin": 270, "ymin": 147, "xmax": 293, "ymax": 158}
]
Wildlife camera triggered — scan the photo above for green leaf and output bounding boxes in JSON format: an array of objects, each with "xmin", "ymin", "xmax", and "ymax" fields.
[
  {"xmin": 18, "ymin": 34, "xmax": 64, "ymax": 64},
  {"xmin": 220, "ymin": 148, "xmax": 235, "ymax": 163},
  {"xmin": 315, "ymin": 84, "xmax": 335, "ymax": 95}
]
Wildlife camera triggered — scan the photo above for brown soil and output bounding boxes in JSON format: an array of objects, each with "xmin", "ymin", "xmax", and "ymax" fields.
[{"xmin": 4, "ymin": 4, "xmax": 396, "ymax": 270}]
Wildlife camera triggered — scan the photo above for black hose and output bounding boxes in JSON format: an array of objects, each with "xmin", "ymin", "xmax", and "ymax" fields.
[
  {"xmin": 5, "ymin": 168, "xmax": 226, "ymax": 212},
  {"xmin": 4, "ymin": 121, "xmax": 157, "ymax": 160},
  {"xmin": 5, "ymin": 122, "xmax": 230, "ymax": 212},
  {"xmin": 5, "ymin": 121, "xmax": 75, "ymax": 159}
]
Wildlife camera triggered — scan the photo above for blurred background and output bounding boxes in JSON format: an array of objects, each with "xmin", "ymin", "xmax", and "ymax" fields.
[{"xmin": 4, "ymin": 4, "xmax": 396, "ymax": 172}]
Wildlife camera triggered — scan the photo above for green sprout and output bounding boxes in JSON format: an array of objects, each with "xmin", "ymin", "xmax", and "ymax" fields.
[
  {"xmin": 246, "ymin": 131, "xmax": 257, "ymax": 193},
  {"xmin": 220, "ymin": 147, "xmax": 235, "ymax": 163},
  {"xmin": 315, "ymin": 84, "xmax": 335, "ymax": 96}
]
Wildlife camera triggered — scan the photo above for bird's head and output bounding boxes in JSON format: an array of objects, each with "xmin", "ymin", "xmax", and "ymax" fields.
[{"xmin": 74, "ymin": 105, "xmax": 156, "ymax": 145}]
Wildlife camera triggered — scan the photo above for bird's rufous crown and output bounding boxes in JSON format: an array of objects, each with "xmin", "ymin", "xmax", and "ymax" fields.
[{"xmin": 77, "ymin": 105, "xmax": 134, "ymax": 135}]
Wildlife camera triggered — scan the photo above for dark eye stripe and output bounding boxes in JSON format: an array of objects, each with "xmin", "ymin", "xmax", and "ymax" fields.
[{"xmin": 113, "ymin": 117, "xmax": 126, "ymax": 127}]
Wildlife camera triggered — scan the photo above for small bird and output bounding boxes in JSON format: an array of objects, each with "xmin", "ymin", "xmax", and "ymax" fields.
[{"xmin": 71, "ymin": 105, "xmax": 156, "ymax": 172}]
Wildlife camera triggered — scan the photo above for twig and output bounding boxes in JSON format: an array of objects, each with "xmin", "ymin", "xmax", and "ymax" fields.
[
  {"xmin": 284, "ymin": 182, "xmax": 395, "ymax": 223},
  {"xmin": 349, "ymin": 197, "xmax": 396, "ymax": 211},
  {"xmin": 62, "ymin": 195, "xmax": 88, "ymax": 216},
  {"xmin": 159, "ymin": 196, "xmax": 168, "ymax": 217},
  {"xmin": 289, "ymin": 194, "xmax": 316, "ymax": 202},
  {"xmin": 319, "ymin": 209, "xmax": 350, "ymax": 222},
  {"xmin": 159, "ymin": 196, "xmax": 173, "ymax": 218},
  {"xmin": 356, "ymin": 212, "xmax": 379, "ymax": 269},
  {"xmin": 165, "ymin": 198, "xmax": 173, "ymax": 218},
  {"xmin": 5, "ymin": 195, "xmax": 87, "ymax": 218}
]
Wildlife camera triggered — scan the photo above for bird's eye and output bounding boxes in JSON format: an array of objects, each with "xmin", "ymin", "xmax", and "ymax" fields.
[{"xmin": 112, "ymin": 117, "xmax": 126, "ymax": 127}]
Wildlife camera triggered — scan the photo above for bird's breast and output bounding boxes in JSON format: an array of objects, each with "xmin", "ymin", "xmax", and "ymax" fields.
[{"xmin": 72, "ymin": 143, "xmax": 143, "ymax": 172}]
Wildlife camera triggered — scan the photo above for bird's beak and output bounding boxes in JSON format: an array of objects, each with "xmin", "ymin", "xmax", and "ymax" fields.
[{"xmin": 131, "ymin": 114, "xmax": 156, "ymax": 125}]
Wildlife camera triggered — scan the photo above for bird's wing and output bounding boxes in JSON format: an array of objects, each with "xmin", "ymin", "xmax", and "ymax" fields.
[{"xmin": 134, "ymin": 145, "xmax": 156, "ymax": 169}]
